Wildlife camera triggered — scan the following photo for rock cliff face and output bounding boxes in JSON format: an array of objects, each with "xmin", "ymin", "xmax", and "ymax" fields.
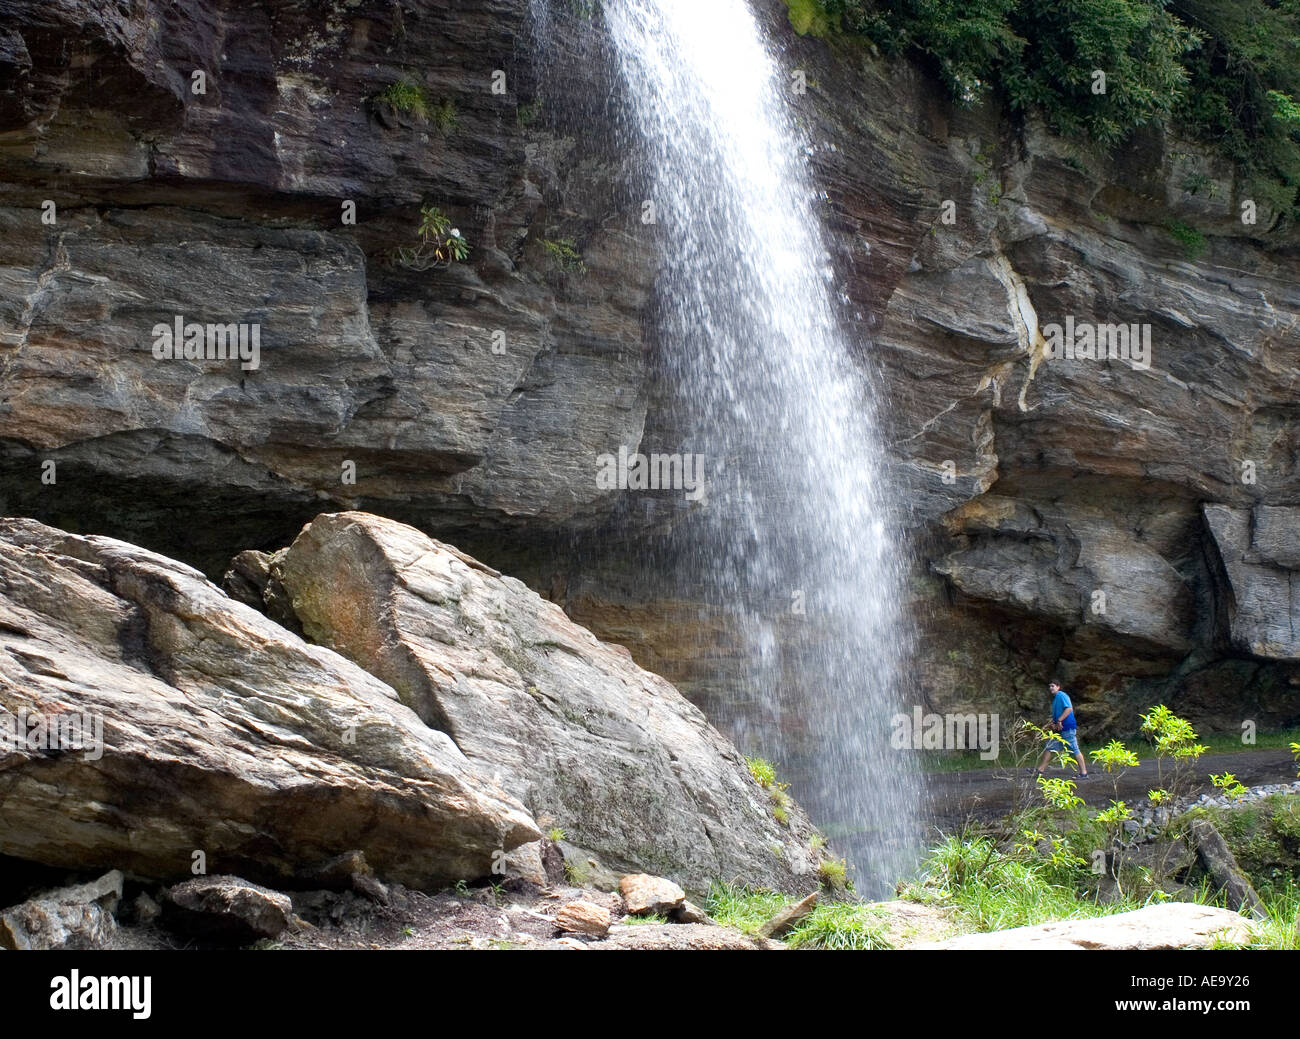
[{"xmin": 0, "ymin": 0, "xmax": 1297, "ymax": 772}]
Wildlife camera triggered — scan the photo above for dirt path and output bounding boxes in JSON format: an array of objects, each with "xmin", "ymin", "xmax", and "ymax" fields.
[{"xmin": 923, "ymin": 747, "xmax": 1298, "ymax": 831}]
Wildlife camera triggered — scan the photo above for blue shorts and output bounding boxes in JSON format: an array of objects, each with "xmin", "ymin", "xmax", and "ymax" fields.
[{"xmin": 1049, "ymin": 728, "xmax": 1079, "ymax": 755}]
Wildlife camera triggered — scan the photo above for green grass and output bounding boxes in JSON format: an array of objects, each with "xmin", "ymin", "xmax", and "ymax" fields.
[
  {"xmin": 548, "ymin": 827, "xmax": 566, "ymax": 842},
  {"xmin": 786, "ymin": 903, "xmax": 892, "ymax": 949},
  {"xmin": 706, "ymin": 882, "xmax": 792, "ymax": 934},
  {"xmin": 375, "ymin": 79, "xmax": 430, "ymax": 120},
  {"xmin": 704, "ymin": 882, "xmax": 890, "ymax": 949},
  {"xmin": 1215, "ymin": 883, "xmax": 1300, "ymax": 949},
  {"xmin": 622, "ymin": 913, "xmax": 669, "ymax": 925},
  {"xmin": 1196, "ymin": 727, "xmax": 1300, "ymax": 757},
  {"xmin": 817, "ymin": 856, "xmax": 849, "ymax": 891},
  {"xmin": 902, "ymin": 834, "xmax": 1139, "ymax": 932}
]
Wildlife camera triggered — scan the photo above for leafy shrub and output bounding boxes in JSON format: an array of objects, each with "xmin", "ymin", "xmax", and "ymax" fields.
[
  {"xmin": 392, "ymin": 204, "xmax": 470, "ymax": 271},
  {"xmin": 541, "ymin": 237, "xmax": 587, "ymax": 274}
]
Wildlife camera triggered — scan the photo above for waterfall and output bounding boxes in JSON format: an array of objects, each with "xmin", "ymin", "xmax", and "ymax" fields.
[{"xmin": 539, "ymin": 0, "xmax": 922, "ymax": 892}]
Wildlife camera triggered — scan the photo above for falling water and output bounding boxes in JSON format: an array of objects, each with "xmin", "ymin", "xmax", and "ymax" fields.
[{"xmin": 537, "ymin": 0, "xmax": 923, "ymax": 891}]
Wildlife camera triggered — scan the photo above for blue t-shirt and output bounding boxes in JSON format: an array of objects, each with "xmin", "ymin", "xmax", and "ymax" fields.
[{"xmin": 1052, "ymin": 691, "xmax": 1076, "ymax": 731}]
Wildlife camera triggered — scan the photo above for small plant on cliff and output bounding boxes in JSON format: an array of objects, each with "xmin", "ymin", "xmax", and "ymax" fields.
[
  {"xmin": 392, "ymin": 204, "xmax": 470, "ymax": 272},
  {"xmin": 548, "ymin": 826, "xmax": 566, "ymax": 842},
  {"xmin": 376, "ymin": 79, "xmax": 431, "ymax": 120},
  {"xmin": 1290, "ymin": 741, "xmax": 1300, "ymax": 777},
  {"xmin": 430, "ymin": 99, "xmax": 458, "ymax": 133},
  {"xmin": 746, "ymin": 756, "xmax": 777, "ymax": 788},
  {"xmin": 1164, "ymin": 219, "xmax": 1207, "ymax": 259},
  {"xmin": 541, "ymin": 236, "xmax": 587, "ymax": 274},
  {"xmin": 562, "ymin": 858, "xmax": 589, "ymax": 886},
  {"xmin": 817, "ymin": 856, "xmax": 850, "ymax": 892},
  {"xmin": 516, "ymin": 97, "xmax": 543, "ymax": 127}
]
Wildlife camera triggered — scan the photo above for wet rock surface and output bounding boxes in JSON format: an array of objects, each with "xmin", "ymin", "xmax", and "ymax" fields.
[{"xmin": 0, "ymin": 0, "xmax": 1295, "ymax": 747}]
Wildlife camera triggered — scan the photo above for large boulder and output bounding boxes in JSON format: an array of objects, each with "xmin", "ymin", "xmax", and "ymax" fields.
[
  {"xmin": 912, "ymin": 902, "xmax": 1254, "ymax": 950},
  {"xmin": 0, "ymin": 518, "xmax": 539, "ymax": 889},
  {"xmin": 268, "ymin": 511, "xmax": 823, "ymax": 894}
]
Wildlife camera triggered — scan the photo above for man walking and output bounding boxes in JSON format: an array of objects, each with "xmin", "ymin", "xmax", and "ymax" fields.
[{"xmin": 1032, "ymin": 680, "xmax": 1089, "ymax": 779}]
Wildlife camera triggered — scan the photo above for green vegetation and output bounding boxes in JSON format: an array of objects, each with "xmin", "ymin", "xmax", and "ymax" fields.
[
  {"xmin": 430, "ymin": 99, "xmax": 458, "ymax": 133},
  {"xmin": 548, "ymin": 826, "xmax": 567, "ymax": 842},
  {"xmin": 375, "ymin": 80, "xmax": 456, "ymax": 132},
  {"xmin": 375, "ymin": 79, "xmax": 430, "ymax": 120},
  {"xmin": 896, "ymin": 708, "xmax": 1298, "ymax": 947},
  {"xmin": 705, "ymin": 881, "xmax": 791, "ymax": 933},
  {"xmin": 919, "ymin": 723, "xmax": 1300, "ymax": 773},
  {"xmin": 904, "ymin": 834, "xmax": 1136, "ymax": 930},
  {"xmin": 1210, "ymin": 771, "xmax": 1249, "ymax": 801},
  {"xmin": 784, "ymin": 0, "xmax": 1300, "ymax": 221},
  {"xmin": 392, "ymin": 204, "xmax": 470, "ymax": 272},
  {"xmin": 787, "ymin": 0, "xmax": 836, "ymax": 35},
  {"xmin": 562, "ymin": 858, "xmax": 589, "ymax": 886},
  {"xmin": 1165, "ymin": 218, "xmax": 1207, "ymax": 257},
  {"xmin": 541, "ymin": 236, "xmax": 587, "ymax": 274},
  {"xmin": 745, "ymin": 754, "xmax": 798, "ymax": 827},
  {"xmin": 704, "ymin": 882, "xmax": 891, "ymax": 948},
  {"xmin": 516, "ymin": 98, "xmax": 543, "ymax": 127},
  {"xmin": 1206, "ymin": 793, "xmax": 1300, "ymax": 901},
  {"xmin": 816, "ymin": 856, "xmax": 849, "ymax": 890},
  {"xmin": 622, "ymin": 912, "xmax": 669, "ymax": 925},
  {"xmin": 785, "ymin": 903, "xmax": 891, "ymax": 949},
  {"xmin": 746, "ymin": 756, "xmax": 777, "ymax": 787},
  {"xmin": 709, "ymin": 750, "xmax": 1299, "ymax": 949}
]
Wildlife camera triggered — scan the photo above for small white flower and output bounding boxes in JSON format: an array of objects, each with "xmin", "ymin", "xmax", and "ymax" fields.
[{"xmin": 450, "ymin": 228, "xmax": 461, "ymax": 238}]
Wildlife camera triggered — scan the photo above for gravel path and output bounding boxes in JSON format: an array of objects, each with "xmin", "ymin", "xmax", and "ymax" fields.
[{"xmin": 924, "ymin": 747, "xmax": 1299, "ymax": 831}]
